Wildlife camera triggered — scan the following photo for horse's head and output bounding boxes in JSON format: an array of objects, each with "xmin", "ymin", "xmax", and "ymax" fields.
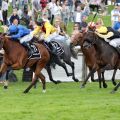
[
  {"xmin": 71, "ymin": 32, "xmax": 84, "ymax": 46},
  {"xmin": 82, "ymin": 31, "xmax": 97, "ymax": 49}
]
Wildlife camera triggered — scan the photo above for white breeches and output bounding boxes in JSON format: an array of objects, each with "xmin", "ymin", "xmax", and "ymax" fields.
[
  {"xmin": 109, "ymin": 38, "xmax": 120, "ymax": 48},
  {"xmin": 45, "ymin": 32, "xmax": 67, "ymax": 42},
  {"xmin": 20, "ymin": 32, "xmax": 33, "ymax": 44}
]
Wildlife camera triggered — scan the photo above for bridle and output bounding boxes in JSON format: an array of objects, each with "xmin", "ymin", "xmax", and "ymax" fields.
[{"xmin": 82, "ymin": 30, "xmax": 97, "ymax": 49}]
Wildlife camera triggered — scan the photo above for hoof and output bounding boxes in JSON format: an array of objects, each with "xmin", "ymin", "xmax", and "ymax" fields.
[
  {"xmin": 80, "ymin": 85, "xmax": 85, "ymax": 89},
  {"xmin": 23, "ymin": 90, "xmax": 28, "ymax": 94},
  {"xmin": 42, "ymin": 90, "xmax": 46, "ymax": 93},
  {"xmin": 4, "ymin": 86, "xmax": 8, "ymax": 89},
  {"xmin": 103, "ymin": 83, "xmax": 108, "ymax": 88},
  {"xmin": 72, "ymin": 77, "xmax": 79, "ymax": 82},
  {"xmin": 110, "ymin": 90, "xmax": 116, "ymax": 94},
  {"xmin": 56, "ymin": 80, "xmax": 61, "ymax": 84}
]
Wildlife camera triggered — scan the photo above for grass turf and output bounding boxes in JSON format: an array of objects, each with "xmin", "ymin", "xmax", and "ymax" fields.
[{"xmin": 0, "ymin": 81, "xmax": 120, "ymax": 120}]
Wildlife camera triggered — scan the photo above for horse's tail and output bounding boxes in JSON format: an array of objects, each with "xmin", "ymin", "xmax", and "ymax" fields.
[{"xmin": 70, "ymin": 43, "xmax": 78, "ymax": 59}]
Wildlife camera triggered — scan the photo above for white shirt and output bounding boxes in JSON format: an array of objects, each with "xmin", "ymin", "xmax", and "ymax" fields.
[
  {"xmin": 48, "ymin": 2, "xmax": 57, "ymax": 15},
  {"xmin": 75, "ymin": 12, "xmax": 81, "ymax": 23},
  {"xmin": 111, "ymin": 9, "xmax": 120, "ymax": 22},
  {"xmin": 2, "ymin": 1, "xmax": 8, "ymax": 11},
  {"xmin": 0, "ymin": 10, "xmax": 3, "ymax": 21}
]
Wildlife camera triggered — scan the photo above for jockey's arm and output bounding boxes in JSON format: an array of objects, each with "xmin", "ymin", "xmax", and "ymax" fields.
[
  {"xmin": 44, "ymin": 26, "xmax": 51, "ymax": 39},
  {"xmin": 44, "ymin": 22, "xmax": 56, "ymax": 39},
  {"xmin": 32, "ymin": 26, "xmax": 41, "ymax": 36},
  {"xmin": 11, "ymin": 30, "xmax": 24, "ymax": 39}
]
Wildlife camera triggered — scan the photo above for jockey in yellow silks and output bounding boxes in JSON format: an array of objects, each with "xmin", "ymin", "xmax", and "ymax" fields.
[{"xmin": 32, "ymin": 19, "xmax": 56, "ymax": 40}]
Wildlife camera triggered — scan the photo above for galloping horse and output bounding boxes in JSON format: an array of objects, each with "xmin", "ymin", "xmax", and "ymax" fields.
[
  {"xmin": 71, "ymin": 32, "xmax": 117, "ymax": 88},
  {"xmin": 82, "ymin": 31, "xmax": 120, "ymax": 88},
  {"xmin": 0, "ymin": 33, "xmax": 50, "ymax": 93}
]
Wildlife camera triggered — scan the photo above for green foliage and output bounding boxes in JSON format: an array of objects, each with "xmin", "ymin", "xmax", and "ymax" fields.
[{"xmin": 0, "ymin": 82, "xmax": 120, "ymax": 120}]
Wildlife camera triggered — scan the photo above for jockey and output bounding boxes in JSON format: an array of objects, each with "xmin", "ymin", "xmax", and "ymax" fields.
[
  {"xmin": 95, "ymin": 18, "xmax": 108, "ymax": 34},
  {"xmin": 5, "ymin": 19, "xmax": 33, "ymax": 56},
  {"xmin": 31, "ymin": 18, "xmax": 66, "ymax": 54}
]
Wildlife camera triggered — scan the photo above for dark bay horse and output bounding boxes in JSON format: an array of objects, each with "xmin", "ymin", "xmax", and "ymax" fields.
[
  {"xmin": 0, "ymin": 33, "xmax": 50, "ymax": 93},
  {"xmin": 82, "ymin": 31, "xmax": 120, "ymax": 88},
  {"xmin": 71, "ymin": 32, "xmax": 117, "ymax": 88}
]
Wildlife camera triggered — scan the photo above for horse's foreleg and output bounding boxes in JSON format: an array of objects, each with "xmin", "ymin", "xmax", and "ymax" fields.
[
  {"xmin": 111, "ymin": 82, "xmax": 120, "ymax": 94},
  {"xmin": 97, "ymin": 70, "xmax": 102, "ymax": 88},
  {"xmin": 46, "ymin": 65, "xmax": 61, "ymax": 84},
  {"xmin": 24, "ymin": 61, "xmax": 46, "ymax": 93},
  {"xmin": 24, "ymin": 73, "xmax": 38, "ymax": 93},
  {"xmin": 111, "ymin": 69, "xmax": 117, "ymax": 86},
  {"xmin": 64, "ymin": 60, "xmax": 79, "ymax": 82},
  {"xmin": 101, "ymin": 71, "xmax": 107, "ymax": 88},
  {"xmin": 81, "ymin": 69, "xmax": 96, "ymax": 88}
]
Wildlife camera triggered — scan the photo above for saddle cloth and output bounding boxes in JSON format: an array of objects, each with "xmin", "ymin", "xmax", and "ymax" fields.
[
  {"xmin": 28, "ymin": 43, "xmax": 41, "ymax": 59},
  {"xmin": 50, "ymin": 41, "xmax": 64, "ymax": 56}
]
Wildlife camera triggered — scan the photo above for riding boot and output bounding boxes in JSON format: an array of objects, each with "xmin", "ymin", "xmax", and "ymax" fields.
[
  {"xmin": 116, "ymin": 47, "xmax": 120, "ymax": 55},
  {"xmin": 22, "ymin": 42, "xmax": 34, "ymax": 56}
]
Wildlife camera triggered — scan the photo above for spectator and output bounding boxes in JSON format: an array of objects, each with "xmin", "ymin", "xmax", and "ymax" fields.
[
  {"xmin": 48, "ymin": 0, "xmax": 57, "ymax": 24},
  {"xmin": 61, "ymin": 0, "xmax": 70, "ymax": 26},
  {"xmin": 116, "ymin": 0, "xmax": 120, "ymax": 5},
  {"xmin": 0, "ymin": 0, "xmax": 2, "ymax": 8},
  {"xmin": 71, "ymin": 23, "xmax": 80, "ymax": 42},
  {"xmin": 89, "ymin": 0, "xmax": 101, "ymax": 12},
  {"xmin": 9, "ymin": 9, "xmax": 20, "ymax": 25},
  {"xmin": 80, "ymin": 15, "xmax": 88, "ymax": 32},
  {"xmin": 113, "ymin": 16, "xmax": 120, "ymax": 32},
  {"xmin": 0, "ymin": 8, "xmax": 3, "ymax": 25},
  {"xmin": 54, "ymin": 0, "xmax": 62, "ymax": 18},
  {"xmin": 40, "ymin": 0, "xmax": 48, "ymax": 10},
  {"xmin": 111, "ymin": 5, "xmax": 120, "ymax": 27},
  {"xmin": 2, "ymin": 0, "xmax": 8, "ymax": 25},
  {"xmin": 73, "ymin": 5, "xmax": 82, "ymax": 24},
  {"xmin": 32, "ymin": 0, "xmax": 41, "ymax": 21}
]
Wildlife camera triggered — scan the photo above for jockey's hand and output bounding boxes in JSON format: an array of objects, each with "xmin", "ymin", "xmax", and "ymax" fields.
[{"xmin": 5, "ymin": 35, "xmax": 11, "ymax": 38}]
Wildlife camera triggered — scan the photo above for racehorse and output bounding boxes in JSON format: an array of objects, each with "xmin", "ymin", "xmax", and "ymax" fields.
[
  {"xmin": 50, "ymin": 40, "xmax": 79, "ymax": 82},
  {"xmin": 82, "ymin": 31, "xmax": 119, "ymax": 88},
  {"xmin": 33, "ymin": 39, "xmax": 79, "ymax": 87},
  {"xmin": 0, "ymin": 33, "xmax": 50, "ymax": 93},
  {"xmin": 71, "ymin": 32, "xmax": 117, "ymax": 88}
]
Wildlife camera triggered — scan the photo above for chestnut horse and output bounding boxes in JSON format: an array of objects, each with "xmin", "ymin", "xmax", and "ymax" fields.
[
  {"xmin": 71, "ymin": 32, "xmax": 117, "ymax": 88},
  {"xmin": 0, "ymin": 33, "xmax": 50, "ymax": 93}
]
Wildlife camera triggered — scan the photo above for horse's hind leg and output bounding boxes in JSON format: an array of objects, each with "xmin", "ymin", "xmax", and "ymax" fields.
[
  {"xmin": 64, "ymin": 60, "xmax": 79, "ymax": 82},
  {"xmin": 111, "ymin": 69, "xmax": 117, "ymax": 86},
  {"xmin": 24, "ymin": 74, "xmax": 38, "ymax": 93},
  {"xmin": 46, "ymin": 65, "xmax": 61, "ymax": 84},
  {"xmin": 55, "ymin": 57, "xmax": 72, "ymax": 77},
  {"xmin": 111, "ymin": 82, "xmax": 120, "ymax": 94}
]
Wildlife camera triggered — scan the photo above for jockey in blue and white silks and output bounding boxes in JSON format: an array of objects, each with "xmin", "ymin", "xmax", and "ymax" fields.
[{"xmin": 6, "ymin": 24, "xmax": 34, "ymax": 56}]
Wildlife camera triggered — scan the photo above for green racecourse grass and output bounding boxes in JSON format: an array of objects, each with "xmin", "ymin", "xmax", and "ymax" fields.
[
  {"xmin": 0, "ymin": 81, "xmax": 120, "ymax": 120},
  {"xmin": 0, "ymin": 5, "xmax": 120, "ymax": 120}
]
